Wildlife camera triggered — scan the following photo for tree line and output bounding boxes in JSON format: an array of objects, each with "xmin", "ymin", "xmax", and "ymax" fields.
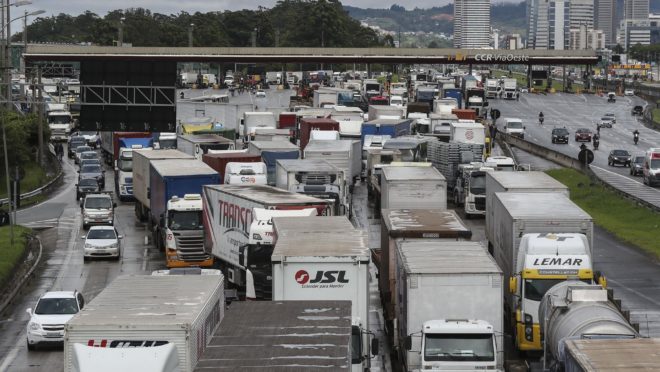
[{"xmin": 16, "ymin": 0, "xmax": 383, "ymax": 48}]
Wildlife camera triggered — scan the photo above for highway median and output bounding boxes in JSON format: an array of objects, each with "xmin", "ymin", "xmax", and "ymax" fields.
[
  {"xmin": 0, "ymin": 225, "xmax": 33, "ymax": 290},
  {"xmin": 547, "ymin": 168, "xmax": 660, "ymax": 258}
]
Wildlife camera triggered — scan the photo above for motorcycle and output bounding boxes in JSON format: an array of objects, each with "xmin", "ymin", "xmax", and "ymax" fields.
[
  {"xmin": 539, "ymin": 117, "xmax": 544, "ymax": 125},
  {"xmin": 634, "ymin": 132, "xmax": 639, "ymax": 145},
  {"xmin": 593, "ymin": 138, "xmax": 599, "ymax": 150}
]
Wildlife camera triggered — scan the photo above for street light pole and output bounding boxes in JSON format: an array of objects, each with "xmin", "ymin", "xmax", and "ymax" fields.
[
  {"xmin": 118, "ymin": 17, "xmax": 125, "ymax": 47},
  {"xmin": 188, "ymin": 23, "xmax": 194, "ymax": 48}
]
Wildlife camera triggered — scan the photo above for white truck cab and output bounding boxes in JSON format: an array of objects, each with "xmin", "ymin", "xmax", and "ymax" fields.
[
  {"xmin": 415, "ymin": 319, "xmax": 501, "ymax": 371},
  {"xmin": 503, "ymin": 118, "xmax": 525, "ymax": 139},
  {"xmin": 224, "ymin": 162, "xmax": 267, "ymax": 185},
  {"xmin": 485, "ymin": 156, "xmax": 516, "ymax": 171},
  {"xmin": 643, "ymin": 148, "xmax": 660, "ymax": 187},
  {"xmin": 47, "ymin": 108, "xmax": 74, "ymax": 141}
]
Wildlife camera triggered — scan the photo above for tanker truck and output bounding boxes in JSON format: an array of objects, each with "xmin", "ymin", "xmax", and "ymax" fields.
[{"xmin": 538, "ymin": 281, "xmax": 638, "ymax": 372}]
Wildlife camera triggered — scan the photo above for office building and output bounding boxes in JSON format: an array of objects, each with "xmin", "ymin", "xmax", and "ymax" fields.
[
  {"xmin": 570, "ymin": 0, "xmax": 595, "ymax": 29},
  {"xmin": 624, "ymin": 0, "xmax": 649, "ymax": 20},
  {"xmin": 569, "ymin": 25, "xmax": 606, "ymax": 49},
  {"xmin": 617, "ymin": 18, "xmax": 651, "ymax": 48},
  {"xmin": 595, "ymin": 0, "xmax": 616, "ymax": 45},
  {"xmin": 549, "ymin": 0, "xmax": 570, "ymax": 50},
  {"xmin": 453, "ymin": 0, "xmax": 491, "ymax": 48}
]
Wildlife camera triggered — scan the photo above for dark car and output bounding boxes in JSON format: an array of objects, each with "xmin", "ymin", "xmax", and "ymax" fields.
[
  {"xmin": 551, "ymin": 127, "xmax": 569, "ymax": 144},
  {"xmin": 68, "ymin": 136, "xmax": 86, "ymax": 158},
  {"xmin": 78, "ymin": 164, "xmax": 105, "ymax": 188},
  {"xmin": 630, "ymin": 155, "xmax": 645, "ymax": 176},
  {"xmin": 575, "ymin": 128, "xmax": 593, "ymax": 142},
  {"xmin": 79, "ymin": 151, "xmax": 99, "ymax": 165},
  {"xmin": 76, "ymin": 178, "xmax": 100, "ymax": 200},
  {"xmin": 631, "ymin": 106, "xmax": 644, "ymax": 116},
  {"xmin": 608, "ymin": 149, "xmax": 632, "ymax": 167}
]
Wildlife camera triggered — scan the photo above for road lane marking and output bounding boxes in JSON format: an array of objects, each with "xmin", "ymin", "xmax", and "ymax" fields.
[{"xmin": 141, "ymin": 247, "xmax": 148, "ymax": 271}]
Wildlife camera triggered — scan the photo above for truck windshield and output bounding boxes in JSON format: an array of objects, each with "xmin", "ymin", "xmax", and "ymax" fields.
[
  {"xmin": 469, "ymin": 175, "xmax": 486, "ymax": 195},
  {"xmin": 117, "ymin": 159, "xmax": 132, "ymax": 172},
  {"xmin": 524, "ymin": 279, "xmax": 568, "ymax": 301},
  {"xmin": 168, "ymin": 211, "xmax": 203, "ymax": 230},
  {"xmin": 159, "ymin": 139, "xmax": 177, "ymax": 149},
  {"xmin": 650, "ymin": 159, "xmax": 660, "ymax": 168},
  {"xmin": 399, "ymin": 149, "xmax": 416, "ymax": 162},
  {"xmin": 48, "ymin": 115, "xmax": 71, "ymax": 124},
  {"xmin": 507, "ymin": 122, "xmax": 523, "ymax": 129},
  {"xmin": 424, "ymin": 333, "xmax": 494, "ymax": 362}
]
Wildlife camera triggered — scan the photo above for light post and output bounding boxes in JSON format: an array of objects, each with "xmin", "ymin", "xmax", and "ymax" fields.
[
  {"xmin": 117, "ymin": 16, "xmax": 125, "ymax": 47},
  {"xmin": 2, "ymin": 0, "xmax": 31, "ymax": 108},
  {"xmin": 21, "ymin": 9, "xmax": 44, "ymax": 74},
  {"xmin": 188, "ymin": 23, "xmax": 194, "ymax": 47}
]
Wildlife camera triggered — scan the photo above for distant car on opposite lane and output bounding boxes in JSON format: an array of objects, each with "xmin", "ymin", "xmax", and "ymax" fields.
[
  {"xmin": 599, "ymin": 117, "xmax": 615, "ymax": 128},
  {"xmin": 575, "ymin": 128, "xmax": 593, "ymax": 142},
  {"xmin": 551, "ymin": 127, "xmax": 569, "ymax": 144},
  {"xmin": 632, "ymin": 105, "xmax": 644, "ymax": 116},
  {"xmin": 624, "ymin": 89, "xmax": 634, "ymax": 96},
  {"xmin": 630, "ymin": 155, "xmax": 645, "ymax": 176},
  {"xmin": 255, "ymin": 90, "xmax": 266, "ymax": 98},
  {"xmin": 608, "ymin": 149, "xmax": 632, "ymax": 167}
]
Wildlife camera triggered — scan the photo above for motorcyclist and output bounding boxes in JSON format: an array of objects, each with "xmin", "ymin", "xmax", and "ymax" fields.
[
  {"xmin": 539, "ymin": 111, "xmax": 544, "ymax": 124},
  {"xmin": 593, "ymin": 133, "xmax": 600, "ymax": 150},
  {"xmin": 633, "ymin": 129, "xmax": 639, "ymax": 145}
]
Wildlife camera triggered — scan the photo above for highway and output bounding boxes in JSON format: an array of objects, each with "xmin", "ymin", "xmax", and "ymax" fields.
[{"xmin": 0, "ymin": 87, "xmax": 659, "ymax": 371}]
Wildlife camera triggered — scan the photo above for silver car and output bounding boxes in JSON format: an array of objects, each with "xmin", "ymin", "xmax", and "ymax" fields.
[
  {"xmin": 78, "ymin": 164, "xmax": 105, "ymax": 188},
  {"xmin": 82, "ymin": 226, "xmax": 122, "ymax": 260},
  {"xmin": 74, "ymin": 146, "xmax": 92, "ymax": 164}
]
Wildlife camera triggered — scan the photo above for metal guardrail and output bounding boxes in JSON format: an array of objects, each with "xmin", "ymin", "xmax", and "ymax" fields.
[
  {"xmin": 500, "ymin": 133, "xmax": 660, "ymax": 213},
  {"xmin": 0, "ymin": 151, "xmax": 63, "ymax": 207}
]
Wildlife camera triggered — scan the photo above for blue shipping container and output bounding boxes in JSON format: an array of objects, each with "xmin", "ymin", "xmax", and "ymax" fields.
[
  {"xmin": 443, "ymin": 88, "xmax": 463, "ymax": 109},
  {"xmin": 261, "ymin": 150, "xmax": 300, "ymax": 185},
  {"xmin": 119, "ymin": 137, "xmax": 153, "ymax": 149},
  {"xmin": 360, "ymin": 119, "xmax": 412, "ymax": 145}
]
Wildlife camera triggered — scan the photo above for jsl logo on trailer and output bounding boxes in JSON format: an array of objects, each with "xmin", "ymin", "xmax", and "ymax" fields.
[{"xmin": 294, "ymin": 270, "xmax": 349, "ymax": 288}]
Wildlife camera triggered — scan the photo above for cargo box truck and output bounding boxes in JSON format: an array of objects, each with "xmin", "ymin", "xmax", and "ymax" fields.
[
  {"xmin": 149, "ymin": 159, "xmax": 219, "ymax": 268},
  {"xmin": 303, "ymin": 139, "xmax": 361, "ymax": 184},
  {"xmin": 380, "ymin": 166, "xmax": 447, "ymax": 210},
  {"xmin": 248, "ymin": 140, "xmax": 300, "ymax": 185},
  {"xmin": 177, "ymin": 134, "xmax": 235, "ymax": 160},
  {"xmin": 194, "ymin": 301, "xmax": 352, "ymax": 371},
  {"xmin": 299, "ymin": 118, "xmax": 340, "ymax": 150},
  {"xmin": 202, "ymin": 184, "xmax": 331, "ymax": 299},
  {"xmin": 488, "ymin": 192, "xmax": 598, "ymax": 353},
  {"xmin": 395, "ymin": 240, "xmax": 504, "ymax": 372},
  {"xmin": 272, "ymin": 216, "xmax": 378, "ymax": 372},
  {"xmin": 379, "ymin": 209, "xmax": 471, "ymax": 321},
  {"xmin": 361, "ymin": 119, "xmax": 412, "ymax": 145},
  {"xmin": 64, "ymin": 275, "xmax": 224, "ymax": 372},
  {"xmin": 275, "ymin": 159, "xmax": 349, "ymax": 216},
  {"xmin": 202, "ymin": 152, "xmax": 262, "ymax": 182},
  {"xmin": 133, "ymin": 149, "xmax": 194, "ymax": 222}
]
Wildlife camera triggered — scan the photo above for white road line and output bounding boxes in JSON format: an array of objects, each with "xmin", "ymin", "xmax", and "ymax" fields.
[
  {"xmin": 141, "ymin": 247, "xmax": 149, "ymax": 271},
  {"xmin": 0, "ymin": 342, "xmax": 21, "ymax": 371}
]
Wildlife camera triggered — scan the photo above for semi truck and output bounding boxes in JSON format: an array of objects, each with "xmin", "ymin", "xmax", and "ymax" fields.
[
  {"xmin": 379, "ymin": 209, "xmax": 471, "ymax": 322},
  {"xmin": 100, "ymin": 132, "xmax": 153, "ymax": 200},
  {"xmin": 201, "ymin": 152, "xmax": 262, "ymax": 182},
  {"xmin": 367, "ymin": 105, "xmax": 405, "ymax": 121},
  {"xmin": 132, "ymin": 149, "xmax": 194, "ymax": 222},
  {"xmin": 442, "ymin": 87, "xmax": 463, "ymax": 109},
  {"xmin": 453, "ymin": 162, "xmax": 494, "ymax": 217},
  {"xmin": 329, "ymin": 106, "xmax": 364, "ymax": 139},
  {"xmin": 485, "ymin": 78, "xmax": 501, "ymax": 99},
  {"xmin": 195, "ymin": 301, "xmax": 352, "ymax": 371},
  {"xmin": 271, "ymin": 216, "xmax": 378, "ymax": 372},
  {"xmin": 488, "ymin": 192, "xmax": 599, "ymax": 352},
  {"xmin": 222, "ymin": 162, "xmax": 267, "ymax": 185},
  {"xmin": 201, "ymin": 185, "xmax": 331, "ymax": 299},
  {"xmin": 361, "ymin": 119, "xmax": 412, "ymax": 145},
  {"xmin": 46, "ymin": 104, "xmax": 74, "ymax": 141},
  {"xmin": 396, "ymin": 240, "xmax": 504, "ymax": 372},
  {"xmin": 299, "ymin": 118, "xmax": 340, "ymax": 150},
  {"xmin": 247, "ymin": 140, "xmax": 300, "ymax": 185},
  {"xmin": 149, "ymin": 159, "xmax": 219, "ymax": 268},
  {"xmin": 176, "ymin": 134, "xmax": 235, "ymax": 160},
  {"xmin": 275, "ymin": 159, "xmax": 349, "ymax": 216},
  {"xmin": 539, "ymin": 281, "xmax": 639, "ymax": 371},
  {"xmin": 64, "ymin": 274, "xmax": 224, "ymax": 372},
  {"xmin": 380, "ymin": 166, "xmax": 447, "ymax": 210},
  {"xmin": 466, "ymin": 88, "xmax": 488, "ymax": 118},
  {"xmin": 303, "ymin": 140, "xmax": 361, "ymax": 185},
  {"xmin": 242, "ymin": 112, "xmax": 276, "ymax": 142},
  {"xmin": 559, "ymin": 337, "xmax": 656, "ymax": 372},
  {"xmin": 502, "ymin": 78, "xmax": 518, "ymax": 100}
]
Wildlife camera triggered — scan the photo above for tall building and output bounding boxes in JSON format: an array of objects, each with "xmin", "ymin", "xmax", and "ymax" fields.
[
  {"xmin": 570, "ymin": 0, "xmax": 595, "ymax": 29},
  {"xmin": 595, "ymin": 0, "xmax": 616, "ymax": 45},
  {"xmin": 453, "ymin": 0, "xmax": 491, "ymax": 48},
  {"xmin": 527, "ymin": 0, "xmax": 541, "ymax": 47},
  {"xmin": 624, "ymin": 0, "xmax": 649, "ymax": 20},
  {"xmin": 549, "ymin": 0, "xmax": 570, "ymax": 50},
  {"xmin": 570, "ymin": 25, "xmax": 606, "ymax": 49}
]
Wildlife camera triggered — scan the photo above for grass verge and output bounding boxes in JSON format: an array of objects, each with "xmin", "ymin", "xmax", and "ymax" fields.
[
  {"xmin": 652, "ymin": 108, "xmax": 660, "ymax": 124},
  {"xmin": 0, "ymin": 225, "xmax": 32, "ymax": 287},
  {"xmin": 546, "ymin": 168, "xmax": 660, "ymax": 258},
  {"xmin": 0, "ymin": 161, "xmax": 51, "ymax": 196}
]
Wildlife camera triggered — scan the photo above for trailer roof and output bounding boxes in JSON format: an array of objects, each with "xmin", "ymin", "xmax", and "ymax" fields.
[
  {"xmin": 150, "ymin": 159, "xmax": 217, "ymax": 177},
  {"xmin": 382, "ymin": 209, "xmax": 471, "ymax": 239},
  {"xmin": 382, "ymin": 166, "xmax": 445, "ymax": 181},
  {"xmin": 178, "ymin": 133, "xmax": 234, "ymax": 144},
  {"xmin": 564, "ymin": 338, "xmax": 660, "ymax": 371},
  {"xmin": 68, "ymin": 275, "xmax": 222, "ymax": 326},
  {"xmin": 133, "ymin": 149, "xmax": 193, "ymax": 160},
  {"xmin": 195, "ymin": 301, "xmax": 351, "ymax": 370},
  {"xmin": 487, "ymin": 171, "xmax": 568, "ymax": 190},
  {"xmin": 205, "ymin": 184, "xmax": 328, "ymax": 205},
  {"xmin": 397, "ymin": 240, "xmax": 501, "ymax": 275},
  {"xmin": 272, "ymin": 217, "xmax": 369, "ymax": 259},
  {"xmin": 249, "ymin": 140, "xmax": 299, "ymax": 150},
  {"xmin": 276, "ymin": 159, "xmax": 339, "ymax": 173},
  {"xmin": 304, "ymin": 139, "xmax": 358, "ymax": 152},
  {"xmin": 494, "ymin": 192, "xmax": 590, "ymax": 220},
  {"xmin": 364, "ymin": 119, "xmax": 410, "ymax": 125}
]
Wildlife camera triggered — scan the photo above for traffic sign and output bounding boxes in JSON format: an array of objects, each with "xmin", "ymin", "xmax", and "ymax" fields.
[
  {"xmin": 578, "ymin": 149, "xmax": 594, "ymax": 165},
  {"xmin": 490, "ymin": 109, "xmax": 501, "ymax": 120}
]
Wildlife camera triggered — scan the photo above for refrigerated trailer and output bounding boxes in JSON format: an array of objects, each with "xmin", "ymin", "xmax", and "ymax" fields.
[
  {"xmin": 64, "ymin": 275, "xmax": 225, "ymax": 372},
  {"xmin": 380, "ymin": 166, "xmax": 447, "ymax": 210},
  {"xmin": 303, "ymin": 139, "xmax": 361, "ymax": 184}
]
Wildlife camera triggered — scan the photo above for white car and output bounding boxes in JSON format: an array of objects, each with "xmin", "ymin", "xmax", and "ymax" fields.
[
  {"xmin": 82, "ymin": 225, "xmax": 122, "ymax": 260},
  {"xmin": 603, "ymin": 113, "xmax": 616, "ymax": 124},
  {"xmin": 255, "ymin": 90, "xmax": 266, "ymax": 98},
  {"xmin": 624, "ymin": 89, "xmax": 634, "ymax": 96},
  {"xmin": 76, "ymin": 131, "xmax": 99, "ymax": 148},
  {"xmin": 26, "ymin": 291, "xmax": 85, "ymax": 350}
]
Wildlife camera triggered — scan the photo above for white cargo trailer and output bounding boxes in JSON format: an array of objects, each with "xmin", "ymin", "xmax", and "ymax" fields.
[
  {"xmin": 381, "ymin": 166, "xmax": 447, "ymax": 210},
  {"xmin": 64, "ymin": 275, "xmax": 224, "ymax": 372},
  {"xmin": 303, "ymin": 139, "xmax": 361, "ymax": 184},
  {"xmin": 395, "ymin": 240, "xmax": 504, "ymax": 372},
  {"xmin": 271, "ymin": 216, "xmax": 376, "ymax": 372},
  {"xmin": 132, "ymin": 149, "xmax": 194, "ymax": 221}
]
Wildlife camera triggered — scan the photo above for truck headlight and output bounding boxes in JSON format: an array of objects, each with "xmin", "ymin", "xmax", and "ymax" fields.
[
  {"xmin": 252, "ymin": 233, "xmax": 262, "ymax": 241},
  {"xmin": 28, "ymin": 322, "xmax": 41, "ymax": 331},
  {"xmin": 524, "ymin": 313, "xmax": 533, "ymax": 324}
]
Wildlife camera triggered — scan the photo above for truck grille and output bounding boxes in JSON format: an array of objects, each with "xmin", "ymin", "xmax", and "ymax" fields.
[
  {"xmin": 302, "ymin": 173, "xmax": 331, "ymax": 185},
  {"xmin": 175, "ymin": 233, "xmax": 210, "ymax": 262},
  {"xmin": 475, "ymin": 196, "xmax": 486, "ymax": 211}
]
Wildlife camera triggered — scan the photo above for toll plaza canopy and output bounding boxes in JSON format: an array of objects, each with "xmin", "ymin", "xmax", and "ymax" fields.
[{"xmin": 24, "ymin": 45, "xmax": 600, "ymax": 65}]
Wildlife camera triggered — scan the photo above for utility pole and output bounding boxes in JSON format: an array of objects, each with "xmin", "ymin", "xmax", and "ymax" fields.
[
  {"xmin": 118, "ymin": 17, "xmax": 125, "ymax": 47},
  {"xmin": 188, "ymin": 23, "xmax": 194, "ymax": 48},
  {"xmin": 5, "ymin": 0, "xmax": 11, "ymax": 110},
  {"xmin": 37, "ymin": 65, "xmax": 42, "ymax": 164},
  {"xmin": 2, "ymin": 116, "xmax": 12, "ymax": 244}
]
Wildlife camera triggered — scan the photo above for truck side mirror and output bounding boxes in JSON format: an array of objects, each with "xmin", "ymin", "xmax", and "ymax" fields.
[
  {"xmin": 147, "ymin": 188, "xmax": 150, "ymax": 199},
  {"xmin": 159, "ymin": 214, "xmax": 165, "ymax": 227},
  {"xmin": 113, "ymin": 203, "xmax": 117, "ymax": 208},
  {"xmin": 405, "ymin": 336, "xmax": 412, "ymax": 351},
  {"xmin": 238, "ymin": 245, "xmax": 246, "ymax": 267},
  {"xmin": 371, "ymin": 337, "xmax": 379, "ymax": 356},
  {"xmin": 509, "ymin": 276, "xmax": 518, "ymax": 293},
  {"xmin": 523, "ymin": 126, "xmax": 526, "ymax": 130}
]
